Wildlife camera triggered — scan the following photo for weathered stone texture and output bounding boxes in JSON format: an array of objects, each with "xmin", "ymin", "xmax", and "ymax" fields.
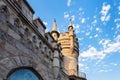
[{"xmin": 0, "ymin": 0, "xmax": 86, "ymax": 80}]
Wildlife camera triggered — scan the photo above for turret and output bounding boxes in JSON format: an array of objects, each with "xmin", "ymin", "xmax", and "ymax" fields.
[
  {"xmin": 68, "ymin": 19, "xmax": 73, "ymax": 31},
  {"xmin": 58, "ymin": 20, "xmax": 79, "ymax": 76},
  {"xmin": 68, "ymin": 20, "xmax": 74, "ymax": 54},
  {"xmin": 51, "ymin": 19, "xmax": 59, "ymax": 41},
  {"xmin": 51, "ymin": 19, "xmax": 60, "ymax": 80}
]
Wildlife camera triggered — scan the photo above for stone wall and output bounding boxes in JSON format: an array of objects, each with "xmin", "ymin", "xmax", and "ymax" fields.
[{"xmin": 0, "ymin": 0, "xmax": 69, "ymax": 80}]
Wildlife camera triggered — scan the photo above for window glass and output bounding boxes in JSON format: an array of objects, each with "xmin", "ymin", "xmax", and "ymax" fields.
[{"xmin": 8, "ymin": 69, "xmax": 40, "ymax": 80}]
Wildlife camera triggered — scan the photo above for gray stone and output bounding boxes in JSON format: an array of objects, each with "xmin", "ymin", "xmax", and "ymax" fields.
[
  {"xmin": 16, "ymin": 41, "xmax": 30, "ymax": 55},
  {"xmin": 8, "ymin": 28, "xmax": 21, "ymax": 40},
  {"xmin": 5, "ymin": 42, "xmax": 19, "ymax": 55}
]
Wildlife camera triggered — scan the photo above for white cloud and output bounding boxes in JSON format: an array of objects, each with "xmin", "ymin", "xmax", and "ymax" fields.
[
  {"xmin": 89, "ymin": 25, "xmax": 93, "ymax": 31},
  {"xmin": 67, "ymin": 0, "xmax": 71, "ymax": 7},
  {"xmin": 114, "ymin": 18, "xmax": 120, "ymax": 22},
  {"xmin": 92, "ymin": 15, "xmax": 97, "ymax": 26},
  {"xmin": 92, "ymin": 19, "xmax": 97, "ymax": 26},
  {"xmin": 79, "ymin": 7, "xmax": 83, "ymax": 11},
  {"xmin": 80, "ymin": 35, "xmax": 120, "ymax": 63},
  {"xmin": 79, "ymin": 63, "xmax": 84, "ymax": 67},
  {"xmin": 104, "ymin": 41, "xmax": 120, "ymax": 53},
  {"xmin": 71, "ymin": 15, "xmax": 75, "ymax": 21},
  {"xmin": 64, "ymin": 12, "xmax": 69, "ymax": 19},
  {"xmin": 96, "ymin": 27, "xmax": 102, "ymax": 32},
  {"xmin": 118, "ymin": 6, "xmax": 120, "ymax": 10},
  {"xmin": 80, "ymin": 47, "xmax": 105, "ymax": 60},
  {"xmin": 94, "ymin": 34, "xmax": 98, "ymax": 38},
  {"xmin": 98, "ymin": 69, "xmax": 112, "ymax": 72},
  {"xmin": 116, "ymin": 23, "xmax": 120, "ymax": 29},
  {"xmin": 43, "ymin": 22, "xmax": 48, "ymax": 26},
  {"xmin": 73, "ymin": 24, "xmax": 80, "ymax": 34},
  {"xmin": 115, "ymin": 35, "xmax": 120, "ymax": 42},
  {"xmin": 45, "ymin": 28, "xmax": 49, "ymax": 32},
  {"xmin": 105, "ymin": 14, "xmax": 110, "ymax": 21},
  {"xmin": 64, "ymin": 12, "xmax": 75, "ymax": 21},
  {"xmin": 81, "ymin": 18, "xmax": 85, "ymax": 23},
  {"xmin": 110, "ymin": 63, "xmax": 118, "ymax": 66},
  {"xmin": 100, "ymin": 36, "xmax": 120, "ymax": 53},
  {"xmin": 118, "ymin": 6, "xmax": 120, "ymax": 14},
  {"xmin": 73, "ymin": 24, "xmax": 80, "ymax": 29},
  {"xmin": 85, "ymin": 32, "xmax": 90, "ymax": 36},
  {"xmin": 89, "ymin": 36, "xmax": 93, "ymax": 39},
  {"xmin": 93, "ymin": 15, "xmax": 97, "ymax": 18},
  {"xmin": 78, "ymin": 38, "xmax": 83, "ymax": 41},
  {"xmin": 100, "ymin": 2, "xmax": 111, "ymax": 22},
  {"xmin": 99, "ymin": 39, "xmax": 111, "ymax": 49},
  {"xmin": 114, "ymin": 18, "xmax": 120, "ymax": 29}
]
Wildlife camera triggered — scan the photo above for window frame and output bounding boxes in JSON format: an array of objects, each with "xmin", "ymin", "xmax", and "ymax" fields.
[{"xmin": 7, "ymin": 67, "xmax": 43, "ymax": 80}]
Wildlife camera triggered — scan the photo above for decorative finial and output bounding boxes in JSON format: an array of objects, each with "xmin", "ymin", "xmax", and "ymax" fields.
[
  {"xmin": 54, "ymin": 19, "xmax": 56, "ymax": 22},
  {"xmin": 69, "ymin": 19, "xmax": 72, "ymax": 27},
  {"xmin": 52, "ymin": 19, "xmax": 57, "ymax": 31}
]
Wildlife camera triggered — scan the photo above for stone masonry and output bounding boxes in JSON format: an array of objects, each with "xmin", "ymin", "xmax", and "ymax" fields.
[{"xmin": 0, "ymin": 0, "xmax": 86, "ymax": 80}]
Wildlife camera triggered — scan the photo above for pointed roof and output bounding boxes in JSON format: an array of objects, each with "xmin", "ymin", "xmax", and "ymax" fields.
[
  {"xmin": 52, "ymin": 19, "xmax": 57, "ymax": 31},
  {"xmin": 51, "ymin": 19, "xmax": 59, "ymax": 38},
  {"xmin": 69, "ymin": 19, "xmax": 72, "ymax": 27},
  {"xmin": 68, "ymin": 19, "xmax": 73, "ymax": 30}
]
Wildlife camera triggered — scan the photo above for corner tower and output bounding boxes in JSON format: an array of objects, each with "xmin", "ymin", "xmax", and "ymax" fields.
[{"xmin": 58, "ymin": 20, "xmax": 79, "ymax": 76}]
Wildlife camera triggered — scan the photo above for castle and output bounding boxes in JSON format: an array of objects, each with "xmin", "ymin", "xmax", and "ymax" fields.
[{"xmin": 0, "ymin": 0, "xmax": 86, "ymax": 80}]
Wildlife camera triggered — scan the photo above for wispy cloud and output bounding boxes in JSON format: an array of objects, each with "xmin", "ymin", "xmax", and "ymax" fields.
[
  {"xmin": 89, "ymin": 36, "xmax": 93, "ymax": 39},
  {"xmin": 98, "ymin": 69, "xmax": 112, "ymax": 72},
  {"xmin": 73, "ymin": 24, "xmax": 80, "ymax": 34},
  {"xmin": 92, "ymin": 19, "xmax": 97, "ymax": 26},
  {"xmin": 85, "ymin": 32, "xmax": 90, "ymax": 36},
  {"xmin": 81, "ymin": 18, "xmax": 86, "ymax": 23},
  {"xmin": 43, "ymin": 21, "xmax": 48, "ymax": 26},
  {"xmin": 118, "ymin": 6, "xmax": 120, "ymax": 14},
  {"xmin": 92, "ymin": 15, "xmax": 97, "ymax": 26},
  {"xmin": 114, "ymin": 18, "xmax": 120, "ymax": 29},
  {"xmin": 100, "ymin": 35, "xmax": 120, "ymax": 53},
  {"xmin": 100, "ymin": 2, "xmax": 111, "ymax": 22},
  {"xmin": 80, "ymin": 46, "xmax": 105, "ymax": 60},
  {"xmin": 80, "ymin": 35, "xmax": 120, "ymax": 63},
  {"xmin": 71, "ymin": 15, "xmax": 75, "ymax": 21},
  {"xmin": 96, "ymin": 27, "xmax": 102, "ymax": 32},
  {"xmin": 64, "ymin": 12, "xmax": 75, "ymax": 21},
  {"xmin": 67, "ymin": 0, "xmax": 71, "ymax": 7},
  {"xmin": 110, "ymin": 63, "xmax": 118, "ymax": 66},
  {"xmin": 94, "ymin": 34, "xmax": 98, "ymax": 38},
  {"xmin": 64, "ymin": 12, "xmax": 69, "ymax": 19}
]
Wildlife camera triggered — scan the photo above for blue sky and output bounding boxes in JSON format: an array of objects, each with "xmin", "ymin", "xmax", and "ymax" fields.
[{"xmin": 27, "ymin": 0, "xmax": 120, "ymax": 80}]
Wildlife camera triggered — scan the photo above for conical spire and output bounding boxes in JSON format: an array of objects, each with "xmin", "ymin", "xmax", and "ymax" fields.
[
  {"xmin": 51, "ymin": 19, "xmax": 59, "ymax": 41},
  {"xmin": 52, "ymin": 19, "xmax": 57, "ymax": 31},
  {"xmin": 69, "ymin": 19, "xmax": 72, "ymax": 27},
  {"xmin": 68, "ymin": 19, "xmax": 73, "ymax": 30}
]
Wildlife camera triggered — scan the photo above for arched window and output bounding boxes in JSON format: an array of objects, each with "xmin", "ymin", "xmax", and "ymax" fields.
[{"xmin": 7, "ymin": 68, "xmax": 42, "ymax": 80}]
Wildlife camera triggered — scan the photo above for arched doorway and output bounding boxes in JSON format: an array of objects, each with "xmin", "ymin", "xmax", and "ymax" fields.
[{"xmin": 7, "ymin": 68, "xmax": 43, "ymax": 80}]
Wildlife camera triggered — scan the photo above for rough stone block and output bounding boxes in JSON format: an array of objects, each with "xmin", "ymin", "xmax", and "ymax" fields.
[
  {"xmin": 5, "ymin": 42, "xmax": 19, "ymax": 55},
  {"xmin": 0, "ymin": 39, "xmax": 5, "ymax": 49},
  {"xmin": 8, "ymin": 28, "xmax": 21, "ymax": 40},
  {"xmin": 16, "ymin": 41, "xmax": 30, "ymax": 55}
]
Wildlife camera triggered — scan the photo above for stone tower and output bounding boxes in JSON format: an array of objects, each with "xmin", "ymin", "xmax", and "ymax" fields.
[
  {"xmin": 51, "ymin": 19, "xmax": 61, "ymax": 80},
  {"xmin": 51, "ymin": 19, "xmax": 59, "ymax": 41},
  {"xmin": 58, "ymin": 20, "xmax": 79, "ymax": 76},
  {"xmin": 0, "ymin": 0, "xmax": 86, "ymax": 80}
]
